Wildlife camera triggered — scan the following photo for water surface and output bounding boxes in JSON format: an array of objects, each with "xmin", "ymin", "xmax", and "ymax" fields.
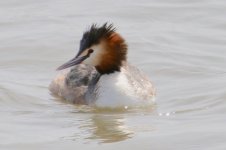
[{"xmin": 1, "ymin": 0, "xmax": 226, "ymax": 149}]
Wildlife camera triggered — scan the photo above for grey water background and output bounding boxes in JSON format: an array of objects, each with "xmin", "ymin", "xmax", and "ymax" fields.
[{"xmin": 1, "ymin": 0, "xmax": 226, "ymax": 149}]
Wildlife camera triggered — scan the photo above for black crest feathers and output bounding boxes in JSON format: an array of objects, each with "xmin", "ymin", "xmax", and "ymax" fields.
[{"xmin": 78, "ymin": 23, "xmax": 115, "ymax": 55}]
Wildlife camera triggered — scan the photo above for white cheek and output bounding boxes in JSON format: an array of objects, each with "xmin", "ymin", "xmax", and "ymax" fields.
[
  {"xmin": 83, "ymin": 51, "xmax": 98, "ymax": 65},
  {"xmin": 83, "ymin": 44, "xmax": 104, "ymax": 66}
]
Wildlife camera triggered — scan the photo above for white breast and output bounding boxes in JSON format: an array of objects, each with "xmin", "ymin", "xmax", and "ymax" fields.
[{"xmin": 94, "ymin": 71, "xmax": 155, "ymax": 108}]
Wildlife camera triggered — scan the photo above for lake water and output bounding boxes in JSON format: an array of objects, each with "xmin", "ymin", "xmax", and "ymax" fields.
[{"xmin": 1, "ymin": 0, "xmax": 226, "ymax": 149}]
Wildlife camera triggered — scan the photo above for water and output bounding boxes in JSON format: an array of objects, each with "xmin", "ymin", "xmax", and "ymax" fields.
[{"xmin": 1, "ymin": 0, "xmax": 226, "ymax": 149}]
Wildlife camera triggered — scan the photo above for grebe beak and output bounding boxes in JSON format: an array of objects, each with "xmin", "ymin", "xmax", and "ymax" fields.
[{"xmin": 57, "ymin": 49, "xmax": 93, "ymax": 70}]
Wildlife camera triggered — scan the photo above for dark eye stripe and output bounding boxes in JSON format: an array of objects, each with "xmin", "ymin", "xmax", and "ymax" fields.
[{"xmin": 88, "ymin": 49, "xmax": 94, "ymax": 54}]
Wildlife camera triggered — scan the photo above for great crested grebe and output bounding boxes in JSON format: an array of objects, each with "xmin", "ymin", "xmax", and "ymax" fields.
[{"xmin": 49, "ymin": 23, "xmax": 156, "ymax": 108}]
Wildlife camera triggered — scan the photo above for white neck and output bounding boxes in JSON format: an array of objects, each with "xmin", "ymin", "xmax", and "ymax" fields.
[{"xmin": 93, "ymin": 70, "xmax": 138, "ymax": 108}]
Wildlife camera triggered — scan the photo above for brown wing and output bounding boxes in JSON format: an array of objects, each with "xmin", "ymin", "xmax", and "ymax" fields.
[
  {"xmin": 49, "ymin": 64, "xmax": 98, "ymax": 104},
  {"xmin": 121, "ymin": 62, "xmax": 156, "ymax": 100}
]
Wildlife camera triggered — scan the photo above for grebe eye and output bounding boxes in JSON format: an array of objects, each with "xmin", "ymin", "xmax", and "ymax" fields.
[{"xmin": 88, "ymin": 49, "xmax": 94, "ymax": 54}]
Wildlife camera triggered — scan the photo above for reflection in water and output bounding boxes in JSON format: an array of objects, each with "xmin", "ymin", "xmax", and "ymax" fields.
[{"xmin": 81, "ymin": 114, "xmax": 133, "ymax": 143}]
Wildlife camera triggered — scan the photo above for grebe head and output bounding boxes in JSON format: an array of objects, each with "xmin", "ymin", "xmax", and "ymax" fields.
[{"xmin": 57, "ymin": 23, "xmax": 127, "ymax": 74}]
